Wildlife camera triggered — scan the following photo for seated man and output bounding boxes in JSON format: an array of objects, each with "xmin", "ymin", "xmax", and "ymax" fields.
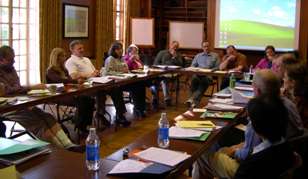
[
  {"xmin": 65, "ymin": 40, "xmax": 128, "ymax": 127},
  {"xmin": 234, "ymin": 95, "xmax": 294, "ymax": 178},
  {"xmin": 0, "ymin": 45, "xmax": 80, "ymax": 152},
  {"xmin": 193, "ymin": 69, "xmax": 303, "ymax": 178},
  {"xmin": 153, "ymin": 40, "xmax": 184, "ymax": 106},
  {"xmin": 219, "ymin": 45, "xmax": 247, "ymax": 89},
  {"xmin": 186, "ymin": 41, "xmax": 220, "ymax": 108}
]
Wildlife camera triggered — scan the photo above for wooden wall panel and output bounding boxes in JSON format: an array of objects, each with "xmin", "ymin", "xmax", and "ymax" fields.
[{"xmin": 61, "ymin": 0, "xmax": 96, "ymax": 59}]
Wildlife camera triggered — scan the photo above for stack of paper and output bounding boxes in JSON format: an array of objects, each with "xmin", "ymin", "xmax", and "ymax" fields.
[
  {"xmin": 108, "ymin": 159, "xmax": 172, "ymax": 176},
  {"xmin": 27, "ymin": 89, "xmax": 51, "ymax": 97},
  {"xmin": 0, "ymin": 138, "xmax": 50, "ymax": 165},
  {"xmin": 205, "ymin": 103, "xmax": 243, "ymax": 112},
  {"xmin": 169, "ymin": 126, "xmax": 211, "ymax": 141},
  {"xmin": 169, "ymin": 126, "xmax": 204, "ymax": 138},
  {"xmin": 90, "ymin": 77, "xmax": 113, "ymax": 84},
  {"xmin": 135, "ymin": 147, "xmax": 191, "ymax": 167},
  {"xmin": 213, "ymin": 93, "xmax": 232, "ymax": 98},
  {"xmin": 200, "ymin": 110, "xmax": 238, "ymax": 119},
  {"xmin": 231, "ymin": 89, "xmax": 252, "ymax": 104},
  {"xmin": 235, "ymin": 86, "xmax": 254, "ymax": 91},
  {"xmin": 176, "ymin": 120, "xmax": 215, "ymax": 129},
  {"xmin": 109, "ymin": 159, "xmax": 151, "ymax": 174},
  {"xmin": 209, "ymin": 98, "xmax": 233, "ymax": 104}
]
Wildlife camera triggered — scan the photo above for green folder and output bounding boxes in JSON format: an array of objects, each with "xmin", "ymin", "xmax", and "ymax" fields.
[
  {"xmin": 186, "ymin": 132, "xmax": 211, "ymax": 141},
  {"xmin": 0, "ymin": 138, "xmax": 49, "ymax": 155},
  {"xmin": 200, "ymin": 110, "xmax": 237, "ymax": 119}
]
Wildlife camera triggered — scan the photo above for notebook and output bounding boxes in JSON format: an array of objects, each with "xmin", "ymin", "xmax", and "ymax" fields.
[{"xmin": 0, "ymin": 138, "xmax": 51, "ymax": 165}]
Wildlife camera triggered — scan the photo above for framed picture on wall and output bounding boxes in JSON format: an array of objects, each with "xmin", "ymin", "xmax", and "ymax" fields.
[{"xmin": 63, "ymin": 4, "xmax": 89, "ymax": 38}]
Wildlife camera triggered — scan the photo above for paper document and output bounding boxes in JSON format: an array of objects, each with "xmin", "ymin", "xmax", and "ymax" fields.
[
  {"xmin": 214, "ymin": 70, "xmax": 228, "ymax": 74},
  {"xmin": 46, "ymin": 83, "xmax": 64, "ymax": 88},
  {"xmin": 231, "ymin": 89, "xmax": 251, "ymax": 104},
  {"xmin": 169, "ymin": 126, "xmax": 205, "ymax": 138},
  {"xmin": 206, "ymin": 103, "xmax": 243, "ymax": 112},
  {"xmin": 135, "ymin": 147, "xmax": 191, "ymax": 167},
  {"xmin": 90, "ymin": 77, "xmax": 113, "ymax": 84},
  {"xmin": 192, "ymin": 108, "xmax": 207, "ymax": 113},
  {"xmin": 209, "ymin": 98, "xmax": 233, "ymax": 104},
  {"xmin": 213, "ymin": 93, "xmax": 232, "ymax": 98},
  {"xmin": 176, "ymin": 120, "xmax": 215, "ymax": 128},
  {"xmin": 27, "ymin": 89, "xmax": 50, "ymax": 96},
  {"xmin": 200, "ymin": 110, "xmax": 238, "ymax": 119},
  {"xmin": 108, "ymin": 159, "xmax": 151, "ymax": 174},
  {"xmin": 235, "ymin": 86, "xmax": 254, "ymax": 91},
  {"xmin": 0, "ymin": 138, "xmax": 49, "ymax": 155}
]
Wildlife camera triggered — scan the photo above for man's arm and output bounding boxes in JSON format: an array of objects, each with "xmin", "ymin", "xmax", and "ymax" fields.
[
  {"xmin": 191, "ymin": 54, "xmax": 199, "ymax": 67},
  {"xmin": 219, "ymin": 55, "xmax": 231, "ymax": 70},
  {"xmin": 211, "ymin": 53, "xmax": 221, "ymax": 70},
  {"xmin": 153, "ymin": 51, "xmax": 163, "ymax": 65}
]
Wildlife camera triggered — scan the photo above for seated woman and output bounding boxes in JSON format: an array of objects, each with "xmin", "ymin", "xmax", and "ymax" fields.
[
  {"xmin": 283, "ymin": 63, "xmax": 308, "ymax": 128},
  {"xmin": 123, "ymin": 44, "xmax": 159, "ymax": 110},
  {"xmin": 46, "ymin": 48, "xmax": 95, "ymax": 133},
  {"xmin": 103, "ymin": 41, "xmax": 147, "ymax": 118},
  {"xmin": 255, "ymin": 45, "xmax": 276, "ymax": 70},
  {"xmin": 219, "ymin": 45, "xmax": 247, "ymax": 89}
]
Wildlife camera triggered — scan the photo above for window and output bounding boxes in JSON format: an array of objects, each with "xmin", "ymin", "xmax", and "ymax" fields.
[
  {"xmin": 0, "ymin": 0, "xmax": 40, "ymax": 85},
  {"xmin": 113, "ymin": 0, "xmax": 127, "ymax": 45}
]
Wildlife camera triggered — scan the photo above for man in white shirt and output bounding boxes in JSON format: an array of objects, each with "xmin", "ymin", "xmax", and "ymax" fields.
[
  {"xmin": 65, "ymin": 40, "xmax": 99, "ymax": 79},
  {"xmin": 65, "ymin": 40, "xmax": 129, "ymax": 127}
]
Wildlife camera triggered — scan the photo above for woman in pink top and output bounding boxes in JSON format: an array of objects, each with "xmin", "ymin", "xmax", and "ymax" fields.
[
  {"xmin": 124, "ymin": 44, "xmax": 143, "ymax": 70},
  {"xmin": 255, "ymin": 45, "xmax": 276, "ymax": 70}
]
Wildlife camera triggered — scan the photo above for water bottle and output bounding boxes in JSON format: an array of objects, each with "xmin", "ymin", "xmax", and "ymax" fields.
[
  {"xmin": 229, "ymin": 73, "xmax": 236, "ymax": 88},
  {"xmin": 86, "ymin": 128, "xmax": 100, "ymax": 171},
  {"xmin": 157, "ymin": 112, "xmax": 170, "ymax": 148}
]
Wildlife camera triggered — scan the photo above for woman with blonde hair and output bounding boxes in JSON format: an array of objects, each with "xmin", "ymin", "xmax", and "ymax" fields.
[{"xmin": 47, "ymin": 48, "xmax": 95, "ymax": 133}]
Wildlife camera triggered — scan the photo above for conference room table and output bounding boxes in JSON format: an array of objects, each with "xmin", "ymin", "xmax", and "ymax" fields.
[
  {"xmin": 179, "ymin": 67, "xmax": 228, "ymax": 91},
  {"xmin": 0, "ymin": 67, "xmax": 229, "ymax": 114},
  {"xmin": 2, "ymin": 109, "xmax": 240, "ymax": 179},
  {"xmin": 0, "ymin": 68, "xmax": 178, "ymax": 114},
  {"xmin": 0, "ymin": 67, "xmax": 234, "ymax": 178}
]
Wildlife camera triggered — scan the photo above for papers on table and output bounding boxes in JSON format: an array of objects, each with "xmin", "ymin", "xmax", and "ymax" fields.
[
  {"xmin": 209, "ymin": 98, "xmax": 233, "ymax": 104},
  {"xmin": 200, "ymin": 110, "xmax": 238, "ymax": 119},
  {"xmin": 107, "ymin": 73, "xmax": 137, "ymax": 80},
  {"xmin": 108, "ymin": 159, "xmax": 151, "ymax": 174},
  {"xmin": 213, "ymin": 93, "xmax": 232, "ymax": 98},
  {"xmin": 0, "ymin": 138, "xmax": 50, "ymax": 165},
  {"xmin": 176, "ymin": 120, "xmax": 215, "ymax": 129},
  {"xmin": 90, "ymin": 77, "xmax": 113, "ymax": 84},
  {"xmin": 0, "ymin": 97, "xmax": 8, "ymax": 104},
  {"xmin": 135, "ymin": 147, "xmax": 191, "ymax": 167},
  {"xmin": 192, "ymin": 108, "xmax": 207, "ymax": 113},
  {"xmin": 108, "ymin": 159, "xmax": 173, "ymax": 176},
  {"xmin": 27, "ymin": 89, "xmax": 51, "ymax": 96},
  {"xmin": 205, "ymin": 103, "xmax": 243, "ymax": 112},
  {"xmin": 231, "ymin": 89, "xmax": 251, "ymax": 104},
  {"xmin": 152, "ymin": 65, "xmax": 181, "ymax": 69},
  {"xmin": 235, "ymin": 86, "xmax": 254, "ymax": 91},
  {"xmin": 46, "ymin": 83, "xmax": 64, "ymax": 88},
  {"xmin": 169, "ymin": 126, "xmax": 205, "ymax": 139},
  {"xmin": 0, "ymin": 138, "xmax": 49, "ymax": 155}
]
